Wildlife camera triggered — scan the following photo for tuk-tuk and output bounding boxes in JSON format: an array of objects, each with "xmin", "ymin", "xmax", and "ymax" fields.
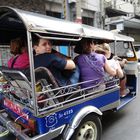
[{"xmin": 0, "ymin": 6, "xmax": 138, "ymax": 140}]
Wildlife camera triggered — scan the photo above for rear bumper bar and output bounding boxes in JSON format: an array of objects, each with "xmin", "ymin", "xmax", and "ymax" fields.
[
  {"xmin": 0, "ymin": 109, "xmax": 30, "ymax": 140},
  {"xmin": 0, "ymin": 109, "xmax": 65, "ymax": 140}
]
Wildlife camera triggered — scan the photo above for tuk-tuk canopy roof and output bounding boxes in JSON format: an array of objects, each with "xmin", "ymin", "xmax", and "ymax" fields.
[
  {"xmin": 82, "ymin": 24, "xmax": 115, "ymax": 40},
  {"xmin": 0, "ymin": 6, "xmax": 83, "ymax": 36},
  {"xmin": 0, "ymin": 6, "xmax": 134, "ymax": 43},
  {"xmin": 113, "ymin": 33, "xmax": 134, "ymax": 42}
]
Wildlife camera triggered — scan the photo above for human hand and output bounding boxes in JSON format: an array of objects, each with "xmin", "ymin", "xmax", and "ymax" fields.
[
  {"xmin": 119, "ymin": 58, "xmax": 127, "ymax": 68},
  {"xmin": 113, "ymin": 55, "xmax": 122, "ymax": 61},
  {"xmin": 122, "ymin": 59, "xmax": 127, "ymax": 64}
]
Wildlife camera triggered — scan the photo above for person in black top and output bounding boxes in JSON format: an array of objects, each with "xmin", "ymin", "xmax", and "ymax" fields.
[{"xmin": 33, "ymin": 37, "xmax": 79, "ymax": 86}]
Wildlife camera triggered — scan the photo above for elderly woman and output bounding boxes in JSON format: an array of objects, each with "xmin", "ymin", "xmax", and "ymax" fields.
[{"xmin": 75, "ymin": 39, "xmax": 116, "ymax": 89}]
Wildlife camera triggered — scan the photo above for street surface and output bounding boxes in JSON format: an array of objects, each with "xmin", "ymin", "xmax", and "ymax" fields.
[
  {"xmin": 102, "ymin": 73, "xmax": 140, "ymax": 140},
  {"xmin": 1, "ymin": 74, "xmax": 140, "ymax": 140},
  {"xmin": 102, "ymin": 94, "xmax": 140, "ymax": 140}
]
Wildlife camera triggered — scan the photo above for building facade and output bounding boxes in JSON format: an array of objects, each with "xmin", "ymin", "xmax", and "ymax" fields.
[
  {"xmin": 0, "ymin": 0, "xmax": 140, "ymax": 44},
  {"xmin": 0, "ymin": 0, "xmax": 102, "ymax": 27},
  {"xmin": 0, "ymin": 0, "xmax": 47, "ymax": 14},
  {"xmin": 104, "ymin": 0, "xmax": 140, "ymax": 44},
  {"xmin": 44, "ymin": 0, "xmax": 102, "ymax": 27}
]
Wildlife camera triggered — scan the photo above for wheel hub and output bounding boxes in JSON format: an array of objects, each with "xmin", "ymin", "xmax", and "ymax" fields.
[{"xmin": 77, "ymin": 121, "xmax": 97, "ymax": 140}]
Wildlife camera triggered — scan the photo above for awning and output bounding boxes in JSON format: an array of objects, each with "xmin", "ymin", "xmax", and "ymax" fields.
[{"xmin": 105, "ymin": 16, "xmax": 140, "ymax": 29}]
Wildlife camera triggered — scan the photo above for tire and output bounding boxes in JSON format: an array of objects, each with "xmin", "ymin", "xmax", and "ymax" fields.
[{"xmin": 70, "ymin": 114, "xmax": 102, "ymax": 140}]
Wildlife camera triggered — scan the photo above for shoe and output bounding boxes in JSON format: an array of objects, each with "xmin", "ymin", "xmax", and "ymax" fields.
[
  {"xmin": 0, "ymin": 125, "xmax": 9, "ymax": 137},
  {"xmin": 120, "ymin": 88, "xmax": 130, "ymax": 98}
]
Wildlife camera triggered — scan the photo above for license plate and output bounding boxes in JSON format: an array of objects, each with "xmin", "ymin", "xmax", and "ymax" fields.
[{"xmin": 4, "ymin": 98, "xmax": 29, "ymax": 120}]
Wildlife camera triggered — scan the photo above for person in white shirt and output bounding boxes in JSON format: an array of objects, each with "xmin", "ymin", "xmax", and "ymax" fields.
[{"xmin": 96, "ymin": 43, "xmax": 129, "ymax": 97}]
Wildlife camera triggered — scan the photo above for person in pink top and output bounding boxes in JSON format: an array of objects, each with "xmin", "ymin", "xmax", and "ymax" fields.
[
  {"xmin": 0, "ymin": 38, "xmax": 29, "ymax": 137},
  {"xmin": 8, "ymin": 37, "xmax": 29, "ymax": 69}
]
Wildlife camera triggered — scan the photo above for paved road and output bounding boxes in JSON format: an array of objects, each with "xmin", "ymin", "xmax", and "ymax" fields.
[
  {"xmin": 102, "ymin": 95, "xmax": 140, "ymax": 140},
  {"xmin": 102, "ymin": 73, "xmax": 140, "ymax": 140}
]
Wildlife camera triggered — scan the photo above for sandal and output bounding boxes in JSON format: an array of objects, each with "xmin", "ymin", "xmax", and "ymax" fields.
[{"xmin": 120, "ymin": 88, "xmax": 130, "ymax": 98}]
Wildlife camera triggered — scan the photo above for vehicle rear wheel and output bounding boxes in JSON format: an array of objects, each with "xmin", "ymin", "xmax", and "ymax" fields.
[{"xmin": 70, "ymin": 114, "xmax": 102, "ymax": 140}]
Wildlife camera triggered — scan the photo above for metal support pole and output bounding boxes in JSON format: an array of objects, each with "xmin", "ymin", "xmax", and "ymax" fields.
[{"xmin": 75, "ymin": 0, "xmax": 82, "ymax": 23}]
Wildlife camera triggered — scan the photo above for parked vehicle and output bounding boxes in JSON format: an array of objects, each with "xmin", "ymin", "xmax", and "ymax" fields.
[{"xmin": 0, "ymin": 6, "xmax": 138, "ymax": 140}]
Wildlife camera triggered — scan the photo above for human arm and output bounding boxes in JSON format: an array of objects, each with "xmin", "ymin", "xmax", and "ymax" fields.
[
  {"xmin": 119, "ymin": 59, "xmax": 127, "ymax": 68},
  {"xmin": 115, "ymin": 60, "xmax": 124, "ymax": 78},
  {"xmin": 104, "ymin": 59, "xmax": 116, "ymax": 76},
  {"xmin": 64, "ymin": 59, "xmax": 76, "ymax": 70},
  {"xmin": 52, "ymin": 54, "xmax": 75, "ymax": 70},
  {"xmin": 113, "ymin": 55, "xmax": 127, "ymax": 68},
  {"xmin": 52, "ymin": 50, "xmax": 75, "ymax": 69}
]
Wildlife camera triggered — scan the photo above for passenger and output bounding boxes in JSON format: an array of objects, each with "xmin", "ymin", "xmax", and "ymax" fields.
[
  {"xmin": 96, "ymin": 43, "xmax": 129, "ymax": 97},
  {"xmin": 8, "ymin": 37, "xmax": 29, "ymax": 69},
  {"xmin": 33, "ymin": 37, "xmax": 79, "ymax": 86},
  {"xmin": 0, "ymin": 38, "xmax": 32, "ymax": 136},
  {"xmin": 75, "ymin": 38, "xmax": 116, "ymax": 89},
  {"xmin": 97, "ymin": 43, "xmax": 124, "ymax": 79},
  {"xmin": 113, "ymin": 56, "xmax": 129, "ymax": 97},
  {"xmin": 0, "ymin": 38, "xmax": 30, "ymax": 137}
]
